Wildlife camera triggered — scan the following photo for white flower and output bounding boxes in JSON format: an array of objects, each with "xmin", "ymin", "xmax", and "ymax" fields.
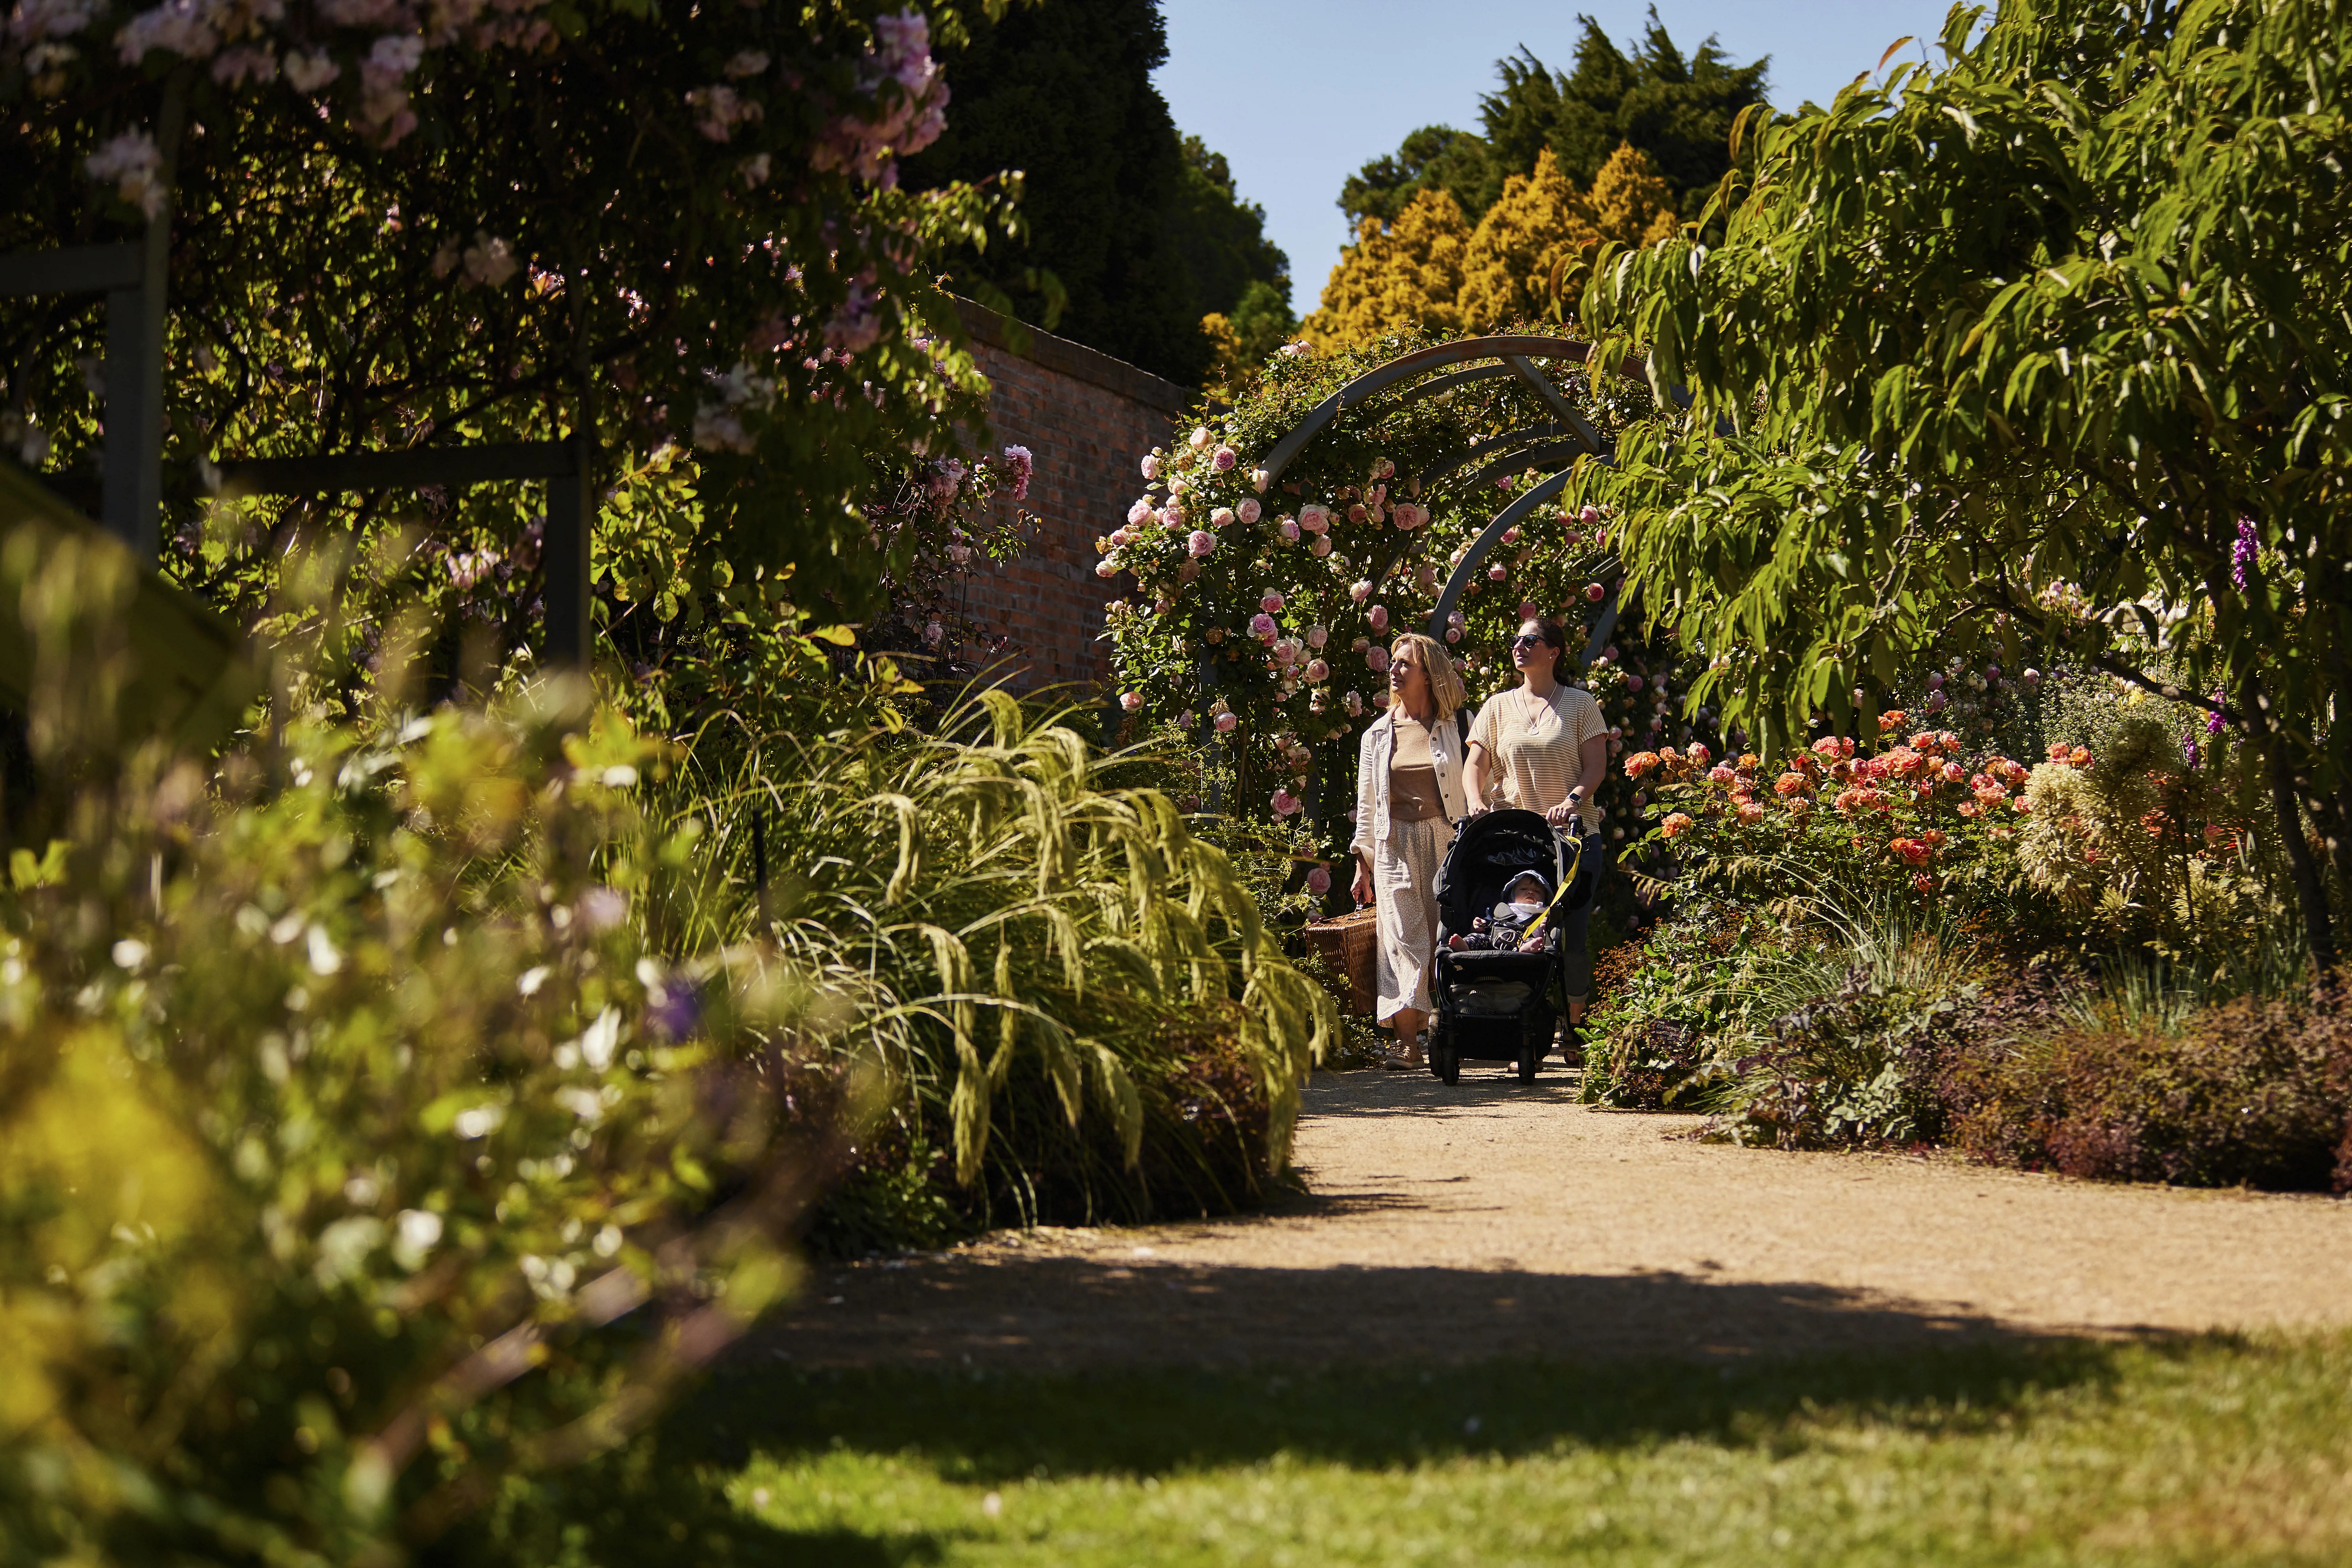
[
  {"xmin": 392, "ymin": 1208, "xmax": 442, "ymax": 1270},
  {"xmin": 111, "ymin": 938, "xmax": 149, "ymax": 970},
  {"xmin": 462, "ymin": 231, "xmax": 518, "ymax": 287},
  {"xmin": 83, "ymin": 129, "xmax": 165, "ymax": 218}
]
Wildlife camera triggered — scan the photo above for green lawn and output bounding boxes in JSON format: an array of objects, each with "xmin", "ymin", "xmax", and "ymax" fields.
[{"xmin": 467, "ymin": 1332, "xmax": 2352, "ymax": 1567}]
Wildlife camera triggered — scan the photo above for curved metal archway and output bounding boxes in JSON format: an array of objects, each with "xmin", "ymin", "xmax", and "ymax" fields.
[{"xmin": 1252, "ymin": 334, "xmax": 1683, "ymax": 670}]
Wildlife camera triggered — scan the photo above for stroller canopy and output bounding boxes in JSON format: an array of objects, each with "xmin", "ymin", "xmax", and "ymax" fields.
[{"xmin": 1431, "ymin": 808, "xmax": 1591, "ymax": 941}]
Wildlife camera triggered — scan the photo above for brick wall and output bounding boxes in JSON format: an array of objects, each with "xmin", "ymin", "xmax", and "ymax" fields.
[{"xmin": 950, "ymin": 298, "xmax": 1191, "ymax": 692}]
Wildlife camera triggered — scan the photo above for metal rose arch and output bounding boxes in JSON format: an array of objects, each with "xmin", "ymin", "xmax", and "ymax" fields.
[{"xmin": 1251, "ymin": 334, "xmax": 1674, "ymax": 670}]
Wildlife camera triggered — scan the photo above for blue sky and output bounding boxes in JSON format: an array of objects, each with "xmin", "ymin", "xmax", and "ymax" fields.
[{"xmin": 1156, "ymin": 0, "xmax": 1974, "ymax": 314}]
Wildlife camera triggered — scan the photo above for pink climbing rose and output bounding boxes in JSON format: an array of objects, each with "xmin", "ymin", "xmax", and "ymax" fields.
[
  {"xmin": 1368, "ymin": 604, "xmax": 1389, "ymax": 631},
  {"xmin": 1238, "ymin": 498, "xmax": 1262, "ymax": 525},
  {"xmin": 1187, "ymin": 529, "xmax": 1216, "ymax": 557}
]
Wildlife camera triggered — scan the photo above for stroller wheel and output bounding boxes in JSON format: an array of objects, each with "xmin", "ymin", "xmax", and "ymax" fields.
[{"xmin": 1432, "ymin": 1044, "xmax": 1459, "ymax": 1085}]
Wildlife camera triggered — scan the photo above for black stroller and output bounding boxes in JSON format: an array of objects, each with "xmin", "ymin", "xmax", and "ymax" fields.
[{"xmin": 1426, "ymin": 808, "xmax": 1594, "ymax": 1085}]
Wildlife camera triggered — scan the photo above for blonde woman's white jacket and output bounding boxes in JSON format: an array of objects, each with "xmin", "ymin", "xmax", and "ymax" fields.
[{"xmin": 1349, "ymin": 707, "xmax": 1470, "ymax": 859}]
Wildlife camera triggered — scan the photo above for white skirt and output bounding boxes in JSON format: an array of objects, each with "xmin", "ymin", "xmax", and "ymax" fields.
[{"xmin": 1372, "ymin": 817, "xmax": 1452, "ymax": 1023}]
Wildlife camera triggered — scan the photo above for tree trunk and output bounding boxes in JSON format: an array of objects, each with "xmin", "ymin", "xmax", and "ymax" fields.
[{"xmin": 2265, "ymin": 739, "xmax": 2337, "ymax": 977}]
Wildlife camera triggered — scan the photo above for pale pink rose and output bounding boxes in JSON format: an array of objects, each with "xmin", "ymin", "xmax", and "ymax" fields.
[
  {"xmin": 1445, "ymin": 628, "xmax": 1461, "ymax": 643},
  {"xmin": 1374, "ymin": 689, "xmax": 1392, "ymax": 708},
  {"xmin": 1168, "ymin": 475, "xmax": 1188, "ymax": 496},
  {"xmin": 1625, "ymin": 675, "xmax": 1645, "ymax": 692},
  {"xmin": 1120, "ymin": 692, "xmax": 1143, "ymax": 711},
  {"xmin": 1366, "ymin": 646, "xmax": 1390, "ymax": 673},
  {"xmin": 1348, "ymin": 504, "xmax": 1368, "ymax": 524},
  {"xmin": 1141, "ymin": 454, "xmax": 1161, "ymax": 480},
  {"xmin": 1238, "ymin": 498, "xmax": 1262, "ymax": 525},
  {"xmin": 1305, "ymin": 658, "xmax": 1330, "ymax": 682},
  {"xmin": 1503, "ymin": 526, "xmax": 1521, "ymax": 544},
  {"xmin": 1261, "ymin": 592, "xmax": 1284, "ymax": 613},
  {"xmin": 1188, "ymin": 530, "xmax": 1216, "ymax": 557},
  {"xmin": 1127, "ymin": 499, "xmax": 1152, "ymax": 525},
  {"xmin": 1306, "ymin": 865, "xmax": 1332, "ymax": 897},
  {"xmin": 1212, "ymin": 506, "xmax": 1235, "ymax": 528},
  {"xmin": 1189, "ymin": 426, "xmax": 1212, "ymax": 450},
  {"xmin": 1580, "ymin": 504, "xmax": 1601, "ymax": 523},
  {"xmin": 1312, "ymin": 536, "xmax": 1332, "ymax": 557},
  {"xmin": 1215, "ymin": 711, "xmax": 1239, "ymax": 733},
  {"xmin": 1306, "ymin": 624, "xmax": 1328, "ymax": 648},
  {"xmin": 1279, "ymin": 518, "xmax": 1301, "ymax": 542},
  {"xmin": 1689, "ymin": 743, "xmax": 1712, "ymax": 765},
  {"xmin": 1095, "ymin": 562, "xmax": 1115, "ymax": 578},
  {"xmin": 1368, "ymin": 604, "xmax": 1389, "ymax": 631},
  {"xmin": 1271, "ymin": 788, "xmax": 1301, "ymax": 818},
  {"xmin": 1518, "ymin": 600, "xmax": 1540, "ymax": 619},
  {"xmin": 1350, "ymin": 580, "xmax": 1373, "ymax": 603},
  {"xmin": 1299, "ymin": 505, "xmax": 1329, "ymax": 533},
  {"xmin": 1163, "ymin": 504, "xmax": 1186, "ymax": 526},
  {"xmin": 1251, "ymin": 468, "xmax": 1271, "ymax": 493},
  {"xmin": 1487, "ymin": 565, "xmax": 1507, "ymax": 581},
  {"xmin": 1250, "ymin": 612, "xmax": 1278, "ymax": 639},
  {"xmin": 1212, "ymin": 445, "xmax": 1238, "ymax": 471},
  {"xmin": 1344, "ymin": 691, "xmax": 1364, "ymax": 716}
]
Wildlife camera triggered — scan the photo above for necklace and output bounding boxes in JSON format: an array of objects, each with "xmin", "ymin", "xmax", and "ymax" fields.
[{"xmin": 1518, "ymin": 682, "xmax": 1555, "ymax": 725}]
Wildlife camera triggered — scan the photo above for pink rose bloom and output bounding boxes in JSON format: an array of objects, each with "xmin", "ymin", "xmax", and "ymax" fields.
[
  {"xmin": 1119, "ymin": 692, "xmax": 1143, "ymax": 711},
  {"xmin": 1163, "ymin": 504, "xmax": 1186, "ymax": 526},
  {"xmin": 1625, "ymin": 675, "xmax": 1644, "ymax": 692},
  {"xmin": 1270, "ymin": 788, "xmax": 1300, "ymax": 818},
  {"xmin": 1251, "ymin": 468, "xmax": 1270, "ymax": 493},
  {"xmin": 1211, "ymin": 506, "xmax": 1235, "ymax": 528},
  {"xmin": 1373, "ymin": 689, "xmax": 1391, "ymax": 708},
  {"xmin": 1141, "ymin": 455, "xmax": 1161, "ymax": 480},
  {"xmin": 1580, "ymin": 505, "xmax": 1601, "ymax": 523},
  {"xmin": 1280, "ymin": 519, "xmax": 1301, "ymax": 543},
  {"xmin": 1187, "ymin": 529, "xmax": 1216, "ymax": 557},
  {"xmin": 1299, "ymin": 505, "xmax": 1329, "ymax": 533},
  {"xmin": 1708, "ymin": 764, "xmax": 1736, "ymax": 784},
  {"xmin": 1212, "ymin": 445, "xmax": 1238, "ymax": 471},
  {"xmin": 1189, "ymin": 426, "xmax": 1212, "ymax": 450},
  {"xmin": 1368, "ymin": 604, "xmax": 1389, "ymax": 631},
  {"xmin": 1249, "ymin": 611, "xmax": 1278, "ymax": 640},
  {"xmin": 1312, "ymin": 536, "xmax": 1332, "ymax": 556},
  {"xmin": 1445, "ymin": 628, "xmax": 1461, "ymax": 643},
  {"xmin": 1391, "ymin": 503, "xmax": 1422, "ymax": 530},
  {"xmin": 1305, "ymin": 657, "xmax": 1330, "ymax": 682},
  {"xmin": 1348, "ymin": 504, "xmax": 1368, "ymax": 524},
  {"xmin": 1942, "ymin": 761, "xmax": 1965, "ymax": 783},
  {"xmin": 1261, "ymin": 592, "xmax": 1284, "ymax": 613},
  {"xmin": 1689, "ymin": 743, "xmax": 1713, "ymax": 765},
  {"xmin": 1503, "ymin": 526, "xmax": 1521, "ymax": 544},
  {"xmin": 1350, "ymin": 580, "xmax": 1373, "ymax": 603},
  {"xmin": 1487, "ymin": 564, "xmax": 1507, "ymax": 581},
  {"xmin": 1214, "ymin": 711, "xmax": 1239, "ymax": 733},
  {"xmin": 1127, "ymin": 499, "xmax": 1152, "ymax": 525},
  {"xmin": 1238, "ymin": 498, "xmax": 1262, "ymax": 525},
  {"xmin": 1305, "ymin": 865, "xmax": 1331, "ymax": 897},
  {"xmin": 1095, "ymin": 561, "xmax": 1115, "ymax": 578},
  {"xmin": 1585, "ymin": 582, "xmax": 1606, "ymax": 601},
  {"xmin": 1366, "ymin": 645, "xmax": 1391, "ymax": 673},
  {"xmin": 1343, "ymin": 691, "xmax": 1364, "ymax": 716},
  {"xmin": 1306, "ymin": 625, "xmax": 1328, "ymax": 648},
  {"xmin": 1517, "ymin": 600, "xmax": 1540, "ymax": 620}
]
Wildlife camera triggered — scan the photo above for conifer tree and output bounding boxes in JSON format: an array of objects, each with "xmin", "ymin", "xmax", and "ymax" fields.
[
  {"xmin": 1458, "ymin": 149, "xmax": 1600, "ymax": 330},
  {"xmin": 1302, "ymin": 188, "xmax": 1471, "ymax": 350},
  {"xmin": 1588, "ymin": 142, "xmax": 1681, "ymax": 250}
]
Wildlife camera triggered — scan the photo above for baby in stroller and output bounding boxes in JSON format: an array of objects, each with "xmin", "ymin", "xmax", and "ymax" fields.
[{"xmin": 1447, "ymin": 870, "xmax": 1551, "ymax": 952}]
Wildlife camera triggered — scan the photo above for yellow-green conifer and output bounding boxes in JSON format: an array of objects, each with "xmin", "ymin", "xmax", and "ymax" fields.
[
  {"xmin": 1589, "ymin": 141, "xmax": 1680, "ymax": 250},
  {"xmin": 1458, "ymin": 148, "xmax": 1600, "ymax": 330},
  {"xmin": 1302, "ymin": 187, "xmax": 1470, "ymax": 351}
]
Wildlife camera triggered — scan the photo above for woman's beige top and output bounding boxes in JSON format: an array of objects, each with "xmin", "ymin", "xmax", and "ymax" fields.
[
  {"xmin": 1387, "ymin": 717, "xmax": 1445, "ymax": 821},
  {"xmin": 1469, "ymin": 682, "xmax": 1609, "ymax": 825}
]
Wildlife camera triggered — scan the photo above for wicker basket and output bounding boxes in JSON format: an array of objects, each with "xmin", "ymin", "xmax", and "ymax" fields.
[{"xmin": 1302, "ymin": 906, "xmax": 1380, "ymax": 1017}]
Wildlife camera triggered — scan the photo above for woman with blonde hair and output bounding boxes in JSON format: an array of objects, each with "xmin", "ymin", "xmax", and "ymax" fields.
[{"xmin": 1349, "ymin": 631, "xmax": 1470, "ymax": 1067}]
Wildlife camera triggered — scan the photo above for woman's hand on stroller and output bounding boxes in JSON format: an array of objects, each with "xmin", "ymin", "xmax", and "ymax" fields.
[{"xmin": 1545, "ymin": 785, "xmax": 1586, "ymax": 828}]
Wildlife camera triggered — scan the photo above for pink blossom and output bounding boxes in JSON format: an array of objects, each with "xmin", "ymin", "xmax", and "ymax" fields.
[
  {"xmin": 1941, "ymin": 761, "xmax": 1966, "ymax": 783},
  {"xmin": 1311, "ymin": 536, "xmax": 1331, "ymax": 556},
  {"xmin": 1349, "ymin": 580, "xmax": 1373, "ymax": 604},
  {"xmin": 1212, "ymin": 445, "xmax": 1238, "ymax": 471},
  {"xmin": 1445, "ymin": 628, "xmax": 1461, "ymax": 643},
  {"xmin": 1487, "ymin": 565, "xmax": 1507, "ymax": 582},
  {"xmin": 1584, "ymin": 582, "xmax": 1605, "ymax": 602},
  {"xmin": 1517, "ymin": 600, "xmax": 1540, "ymax": 620},
  {"xmin": 1299, "ymin": 505, "xmax": 1329, "ymax": 533},
  {"xmin": 83, "ymin": 130, "xmax": 165, "ymax": 218},
  {"xmin": 1211, "ymin": 506, "xmax": 1236, "ymax": 528},
  {"xmin": 1261, "ymin": 592, "xmax": 1284, "ymax": 613},
  {"xmin": 1580, "ymin": 505, "xmax": 1601, "ymax": 523},
  {"xmin": 1343, "ymin": 691, "xmax": 1364, "ymax": 716},
  {"xmin": 1215, "ymin": 711, "xmax": 1239, "ymax": 733},
  {"xmin": 1000, "ymin": 444, "xmax": 1033, "ymax": 500},
  {"xmin": 1279, "ymin": 519, "xmax": 1300, "ymax": 542},
  {"xmin": 1367, "ymin": 645, "xmax": 1391, "ymax": 673},
  {"xmin": 1305, "ymin": 865, "xmax": 1332, "ymax": 897},
  {"xmin": 1187, "ymin": 530, "xmax": 1216, "ymax": 557},
  {"xmin": 1141, "ymin": 454, "xmax": 1161, "ymax": 480},
  {"xmin": 1503, "ymin": 526, "xmax": 1521, "ymax": 544},
  {"xmin": 1162, "ymin": 504, "xmax": 1186, "ymax": 527},
  {"xmin": 1368, "ymin": 604, "xmax": 1389, "ymax": 632},
  {"xmin": 1189, "ymin": 426, "xmax": 1213, "ymax": 450},
  {"xmin": 1625, "ymin": 675, "xmax": 1644, "ymax": 692},
  {"xmin": 1238, "ymin": 498, "xmax": 1262, "ymax": 525},
  {"xmin": 1688, "ymin": 743, "xmax": 1712, "ymax": 766},
  {"xmin": 1119, "ymin": 692, "xmax": 1143, "ymax": 712},
  {"xmin": 1306, "ymin": 625, "xmax": 1328, "ymax": 648},
  {"xmin": 1127, "ymin": 499, "xmax": 1153, "ymax": 525},
  {"xmin": 1251, "ymin": 468, "xmax": 1271, "ymax": 493},
  {"xmin": 1374, "ymin": 689, "xmax": 1392, "ymax": 708},
  {"xmin": 1348, "ymin": 504, "xmax": 1368, "ymax": 524},
  {"xmin": 1305, "ymin": 657, "xmax": 1330, "ymax": 682},
  {"xmin": 1271, "ymin": 788, "xmax": 1301, "ymax": 819},
  {"xmin": 1249, "ymin": 612, "xmax": 1278, "ymax": 640}
]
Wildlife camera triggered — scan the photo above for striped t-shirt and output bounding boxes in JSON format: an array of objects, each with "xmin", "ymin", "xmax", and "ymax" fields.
[{"xmin": 1469, "ymin": 684, "xmax": 1609, "ymax": 826}]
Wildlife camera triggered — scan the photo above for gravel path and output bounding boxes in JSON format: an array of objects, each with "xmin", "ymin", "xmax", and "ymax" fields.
[{"xmin": 763, "ymin": 1066, "xmax": 2352, "ymax": 1370}]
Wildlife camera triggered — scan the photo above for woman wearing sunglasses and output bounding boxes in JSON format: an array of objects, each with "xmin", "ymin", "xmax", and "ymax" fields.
[{"xmin": 1464, "ymin": 617, "xmax": 1611, "ymax": 1036}]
